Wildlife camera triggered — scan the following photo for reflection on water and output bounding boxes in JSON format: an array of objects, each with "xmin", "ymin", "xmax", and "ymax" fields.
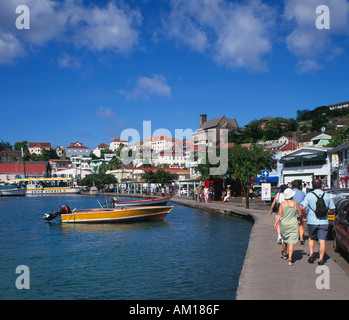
[
  {"xmin": 0, "ymin": 195, "xmax": 252, "ymax": 300},
  {"xmin": 55, "ymin": 220, "xmax": 171, "ymax": 234}
]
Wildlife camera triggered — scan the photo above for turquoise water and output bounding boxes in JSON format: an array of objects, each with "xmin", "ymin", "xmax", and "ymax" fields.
[{"xmin": 0, "ymin": 195, "xmax": 252, "ymax": 300}]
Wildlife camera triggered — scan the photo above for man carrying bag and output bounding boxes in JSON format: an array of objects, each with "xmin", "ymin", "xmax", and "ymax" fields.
[{"xmin": 301, "ymin": 179, "xmax": 335, "ymax": 265}]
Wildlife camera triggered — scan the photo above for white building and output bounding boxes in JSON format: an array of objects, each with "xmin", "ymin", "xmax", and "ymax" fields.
[
  {"xmin": 52, "ymin": 168, "xmax": 92, "ymax": 181},
  {"xmin": 92, "ymin": 143, "xmax": 110, "ymax": 158},
  {"xmin": 110, "ymin": 138, "xmax": 128, "ymax": 152},
  {"xmin": 280, "ymin": 146, "xmax": 332, "ymax": 188},
  {"xmin": 70, "ymin": 156, "xmax": 92, "ymax": 171},
  {"xmin": 28, "ymin": 142, "xmax": 51, "ymax": 155}
]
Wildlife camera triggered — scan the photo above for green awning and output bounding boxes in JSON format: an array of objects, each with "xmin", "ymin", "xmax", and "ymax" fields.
[{"xmin": 280, "ymin": 152, "xmax": 327, "ymax": 163}]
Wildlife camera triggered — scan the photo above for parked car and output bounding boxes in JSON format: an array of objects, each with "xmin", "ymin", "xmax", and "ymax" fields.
[
  {"xmin": 325, "ymin": 188, "xmax": 349, "ymax": 206},
  {"xmin": 332, "ymin": 198, "xmax": 349, "ymax": 253},
  {"xmin": 325, "ymin": 188, "xmax": 349, "ymax": 234}
]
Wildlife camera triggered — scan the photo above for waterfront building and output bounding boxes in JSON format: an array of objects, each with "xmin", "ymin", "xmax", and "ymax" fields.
[
  {"xmin": 106, "ymin": 167, "xmax": 190, "ymax": 183},
  {"xmin": 28, "ymin": 142, "xmax": 51, "ymax": 156},
  {"xmin": 279, "ymin": 146, "xmax": 332, "ymax": 188},
  {"xmin": 0, "ymin": 162, "xmax": 51, "ymax": 181},
  {"xmin": 51, "ymin": 167, "xmax": 92, "ymax": 181},
  {"xmin": 66, "ymin": 142, "xmax": 90, "ymax": 158}
]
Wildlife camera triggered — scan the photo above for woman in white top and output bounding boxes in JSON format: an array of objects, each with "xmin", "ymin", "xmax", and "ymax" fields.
[{"xmin": 269, "ymin": 184, "xmax": 288, "ymax": 245}]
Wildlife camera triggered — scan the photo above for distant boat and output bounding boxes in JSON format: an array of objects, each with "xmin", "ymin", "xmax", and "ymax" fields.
[
  {"xmin": 12, "ymin": 178, "xmax": 81, "ymax": 196},
  {"xmin": 108, "ymin": 196, "xmax": 171, "ymax": 208},
  {"xmin": 44, "ymin": 204, "xmax": 173, "ymax": 223},
  {"xmin": 0, "ymin": 181, "xmax": 26, "ymax": 197}
]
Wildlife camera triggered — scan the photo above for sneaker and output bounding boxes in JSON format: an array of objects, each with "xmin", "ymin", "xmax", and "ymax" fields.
[
  {"xmin": 308, "ymin": 254, "xmax": 315, "ymax": 264},
  {"xmin": 300, "ymin": 240, "xmax": 305, "ymax": 245},
  {"xmin": 318, "ymin": 260, "xmax": 324, "ymax": 265}
]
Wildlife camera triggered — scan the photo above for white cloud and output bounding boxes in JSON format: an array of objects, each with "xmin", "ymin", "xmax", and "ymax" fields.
[
  {"xmin": 68, "ymin": 2, "xmax": 142, "ymax": 53},
  {"xmin": 119, "ymin": 74, "xmax": 172, "ymax": 100},
  {"xmin": 163, "ymin": 0, "xmax": 275, "ymax": 71},
  {"xmin": 296, "ymin": 59, "xmax": 323, "ymax": 74},
  {"xmin": 0, "ymin": 32, "xmax": 24, "ymax": 64},
  {"xmin": 283, "ymin": 0, "xmax": 349, "ymax": 72},
  {"xmin": 58, "ymin": 53, "xmax": 81, "ymax": 68},
  {"xmin": 0, "ymin": 0, "xmax": 142, "ymax": 65},
  {"xmin": 96, "ymin": 106, "xmax": 116, "ymax": 119}
]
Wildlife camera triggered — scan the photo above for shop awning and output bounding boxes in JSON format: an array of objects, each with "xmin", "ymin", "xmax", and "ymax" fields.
[
  {"xmin": 266, "ymin": 176, "xmax": 279, "ymax": 183},
  {"xmin": 279, "ymin": 152, "xmax": 327, "ymax": 163}
]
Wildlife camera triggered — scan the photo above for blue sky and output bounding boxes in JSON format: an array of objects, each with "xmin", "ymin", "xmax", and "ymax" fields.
[{"xmin": 1, "ymin": 0, "xmax": 349, "ymax": 150}]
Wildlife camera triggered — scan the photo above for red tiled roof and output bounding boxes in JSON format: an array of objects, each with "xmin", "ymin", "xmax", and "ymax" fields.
[
  {"xmin": 112, "ymin": 138, "xmax": 127, "ymax": 143},
  {"xmin": 0, "ymin": 163, "xmax": 47, "ymax": 174},
  {"xmin": 29, "ymin": 142, "xmax": 51, "ymax": 148},
  {"xmin": 66, "ymin": 142, "xmax": 89, "ymax": 149},
  {"xmin": 280, "ymin": 142, "xmax": 298, "ymax": 151}
]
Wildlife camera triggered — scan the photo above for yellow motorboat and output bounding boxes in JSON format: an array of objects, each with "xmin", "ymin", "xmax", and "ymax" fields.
[{"xmin": 44, "ymin": 204, "xmax": 173, "ymax": 223}]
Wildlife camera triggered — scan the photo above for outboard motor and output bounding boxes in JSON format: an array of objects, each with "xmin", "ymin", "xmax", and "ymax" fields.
[
  {"xmin": 44, "ymin": 204, "xmax": 72, "ymax": 221},
  {"xmin": 107, "ymin": 197, "xmax": 118, "ymax": 208}
]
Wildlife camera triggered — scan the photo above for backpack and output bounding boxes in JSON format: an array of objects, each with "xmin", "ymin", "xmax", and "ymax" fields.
[{"xmin": 311, "ymin": 192, "xmax": 328, "ymax": 218}]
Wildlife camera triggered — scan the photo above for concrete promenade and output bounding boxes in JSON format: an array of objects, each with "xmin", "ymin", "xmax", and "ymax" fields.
[
  {"xmin": 169, "ymin": 196, "xmax": 349, "ymax": 300},
  {"xmin": 103, "ymin": 192, "xmax": 349, "ymax": 299}
]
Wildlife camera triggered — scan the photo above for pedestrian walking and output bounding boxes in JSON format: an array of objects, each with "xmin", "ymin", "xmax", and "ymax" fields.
[
  {"xmin": 301, "ymin": 179, "xmax": 335, "ymax": 265},
  {"xmin": 196, "ymin": 183, "xmax": 202, "ymax": 202},
  {"xmin": 270, "ymin": 184, "xmax": 288, "ymax": 245},
  {"xmin": 204, "ymin": 186, "xmax": 209, "ymax": 203},
  {"xmin": 209, "ymin": 184, "xmax": 214, "ymax": 201},
  {"xmin": 291, "ymin": 180, "xmax": 306, "ymax": 245},
  {"xmin": 274, "ymin": 188, "xmax": 303, "ymax": 266}
]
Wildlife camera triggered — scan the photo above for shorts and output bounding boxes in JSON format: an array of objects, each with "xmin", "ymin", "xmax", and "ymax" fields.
[{"xmin": 307, "ymin": 224, "xmax": 329, "ymax": 240}]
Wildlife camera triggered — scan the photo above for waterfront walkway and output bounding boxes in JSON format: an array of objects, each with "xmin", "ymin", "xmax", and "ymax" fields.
[
  {"xmin": 168, "ymin": 196, "xmax": 349, "ymax": 300},
  {"xmin": 103, "ymin": 192, "xmax": 349, "ymax": 299}
]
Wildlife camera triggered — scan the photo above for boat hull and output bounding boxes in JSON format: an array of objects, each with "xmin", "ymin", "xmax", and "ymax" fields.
[
  {"xmin": 0, "ymin": 188, "xmax": 26, "ymax": 197},
  {"xmin": 26, "ymin": 187, "xmax": 81, "ymax": 196},
  {"xmin": 60, "ymin": 206, "xmax": 173, "ymax": 223}
]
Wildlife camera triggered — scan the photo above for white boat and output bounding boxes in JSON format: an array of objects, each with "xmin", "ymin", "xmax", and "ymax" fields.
[
  {"xmin": 12, "ymin": 178, "xmax": 81, "ymax": 196},
  {"xmin": 0, "ymin": 181, "xmax": 26, "ymax": 197},
  {"xmin": 107, "ymin": 196, "xmax": 171, "ymax": 208}
]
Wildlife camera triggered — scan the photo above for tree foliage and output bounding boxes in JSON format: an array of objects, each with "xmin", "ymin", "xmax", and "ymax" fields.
[
  {"xmin": 141, "ymin": 169, "xmax": 178, "ymax": 186},
  {"xmin": 327, "ymin": 127, "xmax": 349, "ymax": 147},
  {"xmin": 79, "ymin": 172, "xmax": 117, "ymax": 188},
  {"xmin": 197, "ymin": 144, "xmax": 274, "ymax": 192}
]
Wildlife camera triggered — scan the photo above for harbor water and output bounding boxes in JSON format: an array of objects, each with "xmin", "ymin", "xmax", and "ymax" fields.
[{"xmin": 0, "ymin": 195, "xmax": 252, "ymax": 300}]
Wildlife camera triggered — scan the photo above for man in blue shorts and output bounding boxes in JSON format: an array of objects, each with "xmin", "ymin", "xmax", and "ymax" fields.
[{"xmin": 301, "ymin": 179, "xmax": 335, "ymax": 265}]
